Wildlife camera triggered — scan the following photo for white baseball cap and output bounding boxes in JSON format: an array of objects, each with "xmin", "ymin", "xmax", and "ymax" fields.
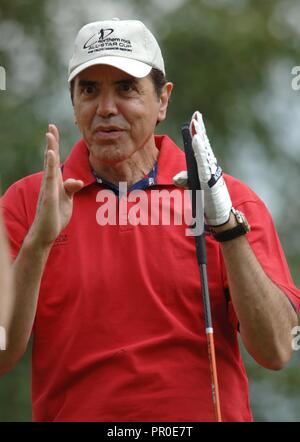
[{"xmin": 68, "ymin": 18, "xmax": 165, "ymax": 82}]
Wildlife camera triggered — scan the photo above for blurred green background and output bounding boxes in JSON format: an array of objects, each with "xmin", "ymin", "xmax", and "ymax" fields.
[{"xmin": 0, "ymin": 0, "xmax": 300, "ymax": 421}]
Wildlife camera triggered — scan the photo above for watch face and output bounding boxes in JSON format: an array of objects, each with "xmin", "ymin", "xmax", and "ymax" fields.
[
  {"xmin": 235, "ymin": 210, "xmax": 244, "ymax": 224},
  {"xmin": 245, "ymin": 219, "xmax": 251, "ymax": 233},
  {"xmin": 237, "ymin": 210, "xmax": 250, "ymax": 232},
  {"xmin": 231, "ymin": 209, "xmax": 251, "ymax": 233}
]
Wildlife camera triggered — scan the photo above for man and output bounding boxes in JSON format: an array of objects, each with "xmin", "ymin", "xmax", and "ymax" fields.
[{"xmin": 0, "ymin": 18, "xmax": 299, "ymax": 422}]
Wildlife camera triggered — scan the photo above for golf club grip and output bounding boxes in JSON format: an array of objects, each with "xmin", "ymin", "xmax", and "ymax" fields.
[
  {"xmin": 181, "ymin": 123, "xmax": 207, "ymax": 264},
  {"xmin": 181, "ymin": 123, "xmax": 200, "ymax": 195}
]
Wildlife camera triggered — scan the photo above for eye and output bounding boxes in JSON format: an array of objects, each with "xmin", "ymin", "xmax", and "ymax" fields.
[
  {"xmin": 84, "ymin": 85, "xmax": 96, "ymax": 95},
  {"xmin": 80, "ymin": 83, "xmax": 97, "ymax": 96},
  {"xmin": 118, "ymin": 81, "xmax": 136, "ymax": 94}
]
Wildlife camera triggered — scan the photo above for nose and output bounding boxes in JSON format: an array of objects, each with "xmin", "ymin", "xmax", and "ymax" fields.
[{"xmin": 95, "ymin": 89, "xmax": 118, "ymax": 118}]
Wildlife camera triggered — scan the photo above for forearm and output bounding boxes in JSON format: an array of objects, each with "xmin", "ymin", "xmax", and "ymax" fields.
[
  {"xmin": 0, "ymin": 214, "xmax": 12, "ymax": 309},
  {"xmin": 0, "ymin": 231, "xmax": 51, "ymax": 373},
  {"xmin": 221, "ymin": 234, "xmax": 298, "ymax": 370}
]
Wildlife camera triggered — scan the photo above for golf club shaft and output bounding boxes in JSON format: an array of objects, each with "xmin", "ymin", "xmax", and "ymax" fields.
[{"xmin": 181, "ymin": 123, "xmax": 222, "ymax": 422}]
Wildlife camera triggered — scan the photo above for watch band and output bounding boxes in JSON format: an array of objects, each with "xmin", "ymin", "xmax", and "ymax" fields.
[
  {"xmin": 212, "ymin": 208, "xmax": 250, "ymax": 242},
  {"xmin": 213, "ymin": 223, "xmax": 249, "ymax": 242}
]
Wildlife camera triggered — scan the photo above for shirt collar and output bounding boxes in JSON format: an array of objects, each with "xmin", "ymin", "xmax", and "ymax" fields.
[
  {"xmin": 92, "ymin": 162, "xmax": 158, "ymax": 196},
  {"xmin": 154, "ymin": 135, "xmax": 186, "ymax": 185}
]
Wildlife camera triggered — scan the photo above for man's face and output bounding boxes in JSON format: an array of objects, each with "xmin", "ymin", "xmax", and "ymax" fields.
[{"xmin": 73, "ymin": 64, "xmax": 171, "ymax": 166}]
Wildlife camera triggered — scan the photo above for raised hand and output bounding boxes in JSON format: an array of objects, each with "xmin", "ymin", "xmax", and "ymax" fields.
[
  {"xmin": 29, "ymin": 124, "xmax": 83, "ymax": 248},
  {"xmin": 174, "ymin": 111, "xmax": 232, "ymax": 226}
]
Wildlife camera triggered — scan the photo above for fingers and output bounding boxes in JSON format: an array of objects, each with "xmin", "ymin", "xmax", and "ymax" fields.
[
  {"xmin": 44, "ymin": 125, "xmax": 83, "ymax": 199},
  {"xmin": 191, "ymin": 121, "xmax": 196, "ymax": 137},
  {"xmin": 41, "ymin": 134, "xmax": 58, "ymax": 190},
  {"xmin": 43, "ymin": 146, "xmax": 58, "ymax": 187},
  {"xmin": 44, "ymin": 124, "xmax": 60, "ymax": 167},
  {"xmin": 41, "ymin": 127, "xmax": 62, "ymax": 200},
  {"xmin": 37, "ymin": 145, "xmax": 57, "ymax": 211},
  {"xmin": 45, "ymin": 148, "xmax": 56, "ymax": 169},
  {"xmin": 48, "ymin": 124, "xmax": 60, "ymax": 146},
  {"xmin": 191, "ymin": 110, "xmax": 202, "ymax": 126},
  {"xmin": 190, "ymin": 111, "xmax": 200, "ymax": 136},
  {"xmin": 44, "ymin": 132, "xmax": 58, "ymax": 168},
  {"xmin": 190, "ymin": 111, "xmax": 207, "ymax": 137},
  {"xmin": 190, "ymin": 111, "xmax": 214, "ymax": 159},
  {"xmin": 46, "ymin": 130, "xmax": 59, "ymax": 153}
]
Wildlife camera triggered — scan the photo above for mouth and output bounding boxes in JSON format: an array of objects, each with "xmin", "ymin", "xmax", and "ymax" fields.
[
  {"xmin": 93, "ymin": 126, "xmax": 125, "ymax": 140},
  {"xmin": 94, "ymin": 125, "xmax": 124, "ymax": 132}
]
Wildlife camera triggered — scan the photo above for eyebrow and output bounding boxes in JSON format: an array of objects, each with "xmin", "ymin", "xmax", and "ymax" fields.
[
  {"xmin": 115, "ymin": 78, "xmax": 138, "ymax": 86},
  {"xmin": 78, "ymin": 78, "xmax": 138, "ymax": 87},
  {"xmin": 78, "ymin": 80, "xmax": 98, "ymax": 88}
]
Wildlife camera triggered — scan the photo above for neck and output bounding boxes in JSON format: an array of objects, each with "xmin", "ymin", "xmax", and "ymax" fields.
[{"xmin": 90, "ymin": 141, "xmax": 159, "ymax": 188}]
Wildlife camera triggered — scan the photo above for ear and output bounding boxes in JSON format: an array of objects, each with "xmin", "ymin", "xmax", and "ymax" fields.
[{"xmin": 157, "ymin": 82, "xmax": 173, "ymax": 123}]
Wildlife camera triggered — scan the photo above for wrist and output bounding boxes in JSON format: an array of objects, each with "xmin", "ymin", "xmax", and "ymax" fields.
[
  {"xmin": 209, "ymin": 208, "xmax": 251, "ymax": 242},
  {"xmin": 210, "ymin": 212, "xmax": 238, "ymax": 232},
  {"xmin": 23, "ymin": 229, "xmax": 54, "ymax": 256}
]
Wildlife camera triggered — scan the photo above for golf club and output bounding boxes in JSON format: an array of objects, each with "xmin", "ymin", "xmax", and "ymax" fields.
[{"xmin": 181, "ymin": 122, "xmax": 222, "ymax": 422}]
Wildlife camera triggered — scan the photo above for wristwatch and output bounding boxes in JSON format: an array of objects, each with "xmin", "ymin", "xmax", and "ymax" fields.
[{"xmin": 212, "ymin": 207, "xmax": 251, "ymax": 242}]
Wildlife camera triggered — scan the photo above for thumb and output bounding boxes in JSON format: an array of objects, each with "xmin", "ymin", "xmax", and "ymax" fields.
[
  {"xmin": 64, "ymin": 179, "xmax": 84, "ymax": 198},
  {"xmin": 173, "ymin": 170, "xmax": 188, "ymax": 188}
]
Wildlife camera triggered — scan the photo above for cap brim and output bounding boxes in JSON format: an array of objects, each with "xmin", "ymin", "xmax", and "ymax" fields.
[{"xmin": 68, "ymin": 56, "xmax": 152, "ymax": 82}]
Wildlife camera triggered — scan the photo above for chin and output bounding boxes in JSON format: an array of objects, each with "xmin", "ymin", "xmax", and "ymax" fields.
[{"xmin": 90, "ymin": 143, "xmax": 132, "ymax": 165}]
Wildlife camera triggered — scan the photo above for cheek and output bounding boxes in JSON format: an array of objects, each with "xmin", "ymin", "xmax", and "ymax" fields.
[
  {"xmin": 74, "ymin": 107, "xmax": 93, "ymax": 133},
  {"xmin": 126, "ymin": 101, "xmax": 160, "ymax": 131}
]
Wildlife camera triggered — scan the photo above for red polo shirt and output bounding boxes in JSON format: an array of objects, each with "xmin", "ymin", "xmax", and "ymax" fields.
[{"xmin": 2, "ymin": 135, "xmax": 299, "ymax": 422}]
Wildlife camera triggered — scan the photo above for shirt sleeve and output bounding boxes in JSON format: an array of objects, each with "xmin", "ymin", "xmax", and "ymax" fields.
[{"xmin": 221, "ymin": 198, "xmax": 300, "ymax": 328}]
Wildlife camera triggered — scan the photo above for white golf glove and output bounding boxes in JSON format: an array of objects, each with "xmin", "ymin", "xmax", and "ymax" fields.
[{"xmin": 173, "ymin": 111, "xmax": 232, "ymax": 226}]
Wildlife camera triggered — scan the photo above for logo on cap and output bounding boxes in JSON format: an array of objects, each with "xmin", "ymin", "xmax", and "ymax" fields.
[{"xmin": 84, "ymin": 29, "xmax": 115, "ymax": 49}]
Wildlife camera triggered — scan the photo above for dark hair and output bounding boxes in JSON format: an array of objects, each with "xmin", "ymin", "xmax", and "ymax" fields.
[
  {"xmin": 69, "ymin": 67, "xmax": 167, "ymax": 103},
  {"xmin": 149, "ymin": 68, "xmax": 168, "ymax": 98}
]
